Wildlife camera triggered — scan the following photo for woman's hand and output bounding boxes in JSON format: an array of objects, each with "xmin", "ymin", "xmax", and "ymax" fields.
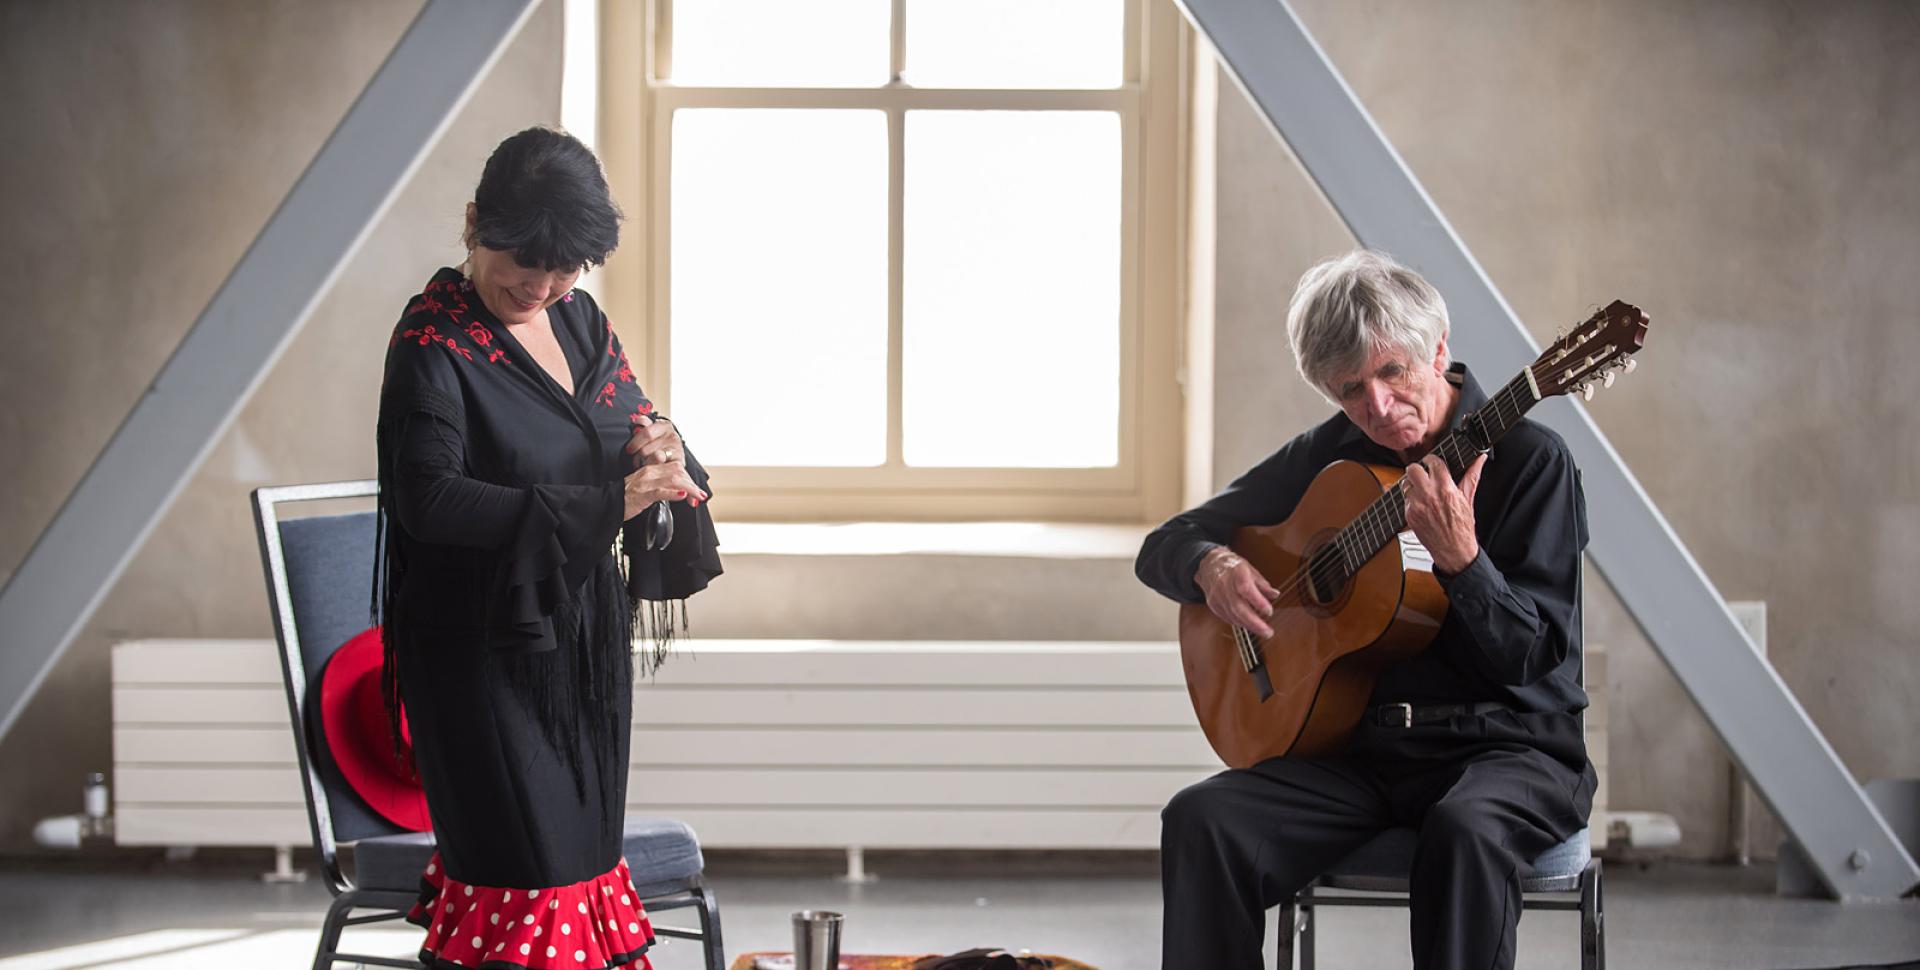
[
  {"xmin": 1195, "ymin": 546, "xmax": 1279, "ymax": 639},
  {"xmin": 623, "ymin": 415, "xmax": 686, "ymax": 471},
  {"xmin": 622, "ymin": 460, "xmax": 706, "ymax": 521}
]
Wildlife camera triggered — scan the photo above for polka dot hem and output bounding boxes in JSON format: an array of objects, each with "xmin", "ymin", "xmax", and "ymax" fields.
[{"xmin": 405, "ymin": 852, "xmax": 655, "ymax": 970}]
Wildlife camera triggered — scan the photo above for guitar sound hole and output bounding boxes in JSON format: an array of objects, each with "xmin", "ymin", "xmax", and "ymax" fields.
[{"xmin": 1306, "ymin": 545, "xmax": 1345, "ymax": 605}]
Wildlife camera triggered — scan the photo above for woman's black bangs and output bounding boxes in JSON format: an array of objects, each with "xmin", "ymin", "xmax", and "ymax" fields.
[{"xmin": 475, "ymin": 209, "xmax": 614, "ymax": 273}]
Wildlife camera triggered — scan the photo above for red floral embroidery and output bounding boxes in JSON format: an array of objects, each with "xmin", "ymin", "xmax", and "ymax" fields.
[
  {"xmin": 628, "ymin": 400, "xmax": 653, "ymax": 427},
  {"xmin": 394, "ymin": 276, "xmax": 513, "ymax": 366},
  {"xmin": 464, "ymin": 321, "xmax": 511, "ymax": 364},
  {"xmin": 615, "ymin": 353, "xmax": 635, "ymax": 385},
  {"xmin": 595, "ymin": 382, "xmax": 620, "ymax": 407},
  {"xmin": 400, "ymin": 325, "xmax": 474, "ymax": 361},
  {"xmin": 406, "ymin": 284, "xmax": 471, "ymax": 327}
]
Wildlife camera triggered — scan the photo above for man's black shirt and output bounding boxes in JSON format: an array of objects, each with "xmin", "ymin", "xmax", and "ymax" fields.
[{"xmin": 1136, "ymin": 362, "xmax": 1590, "ymax": 717}]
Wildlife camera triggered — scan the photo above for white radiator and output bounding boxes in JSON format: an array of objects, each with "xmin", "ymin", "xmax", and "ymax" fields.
[{"xmin": 110, "ymin": 639, "xmax": 1218, "ymax": 850}]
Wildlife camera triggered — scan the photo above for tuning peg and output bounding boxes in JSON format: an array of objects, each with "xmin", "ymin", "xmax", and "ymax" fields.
[
  {"xmin": 1602, "ymin": 370, "xmax": 1617, "ymax": 388},
  {"xmin": 1623, "ymin": 357, "xmax": 1638, "ymax": 374},
  {"xmin": 1579, "ymin": 383, "xmax": 1595, "ymax": 401}
]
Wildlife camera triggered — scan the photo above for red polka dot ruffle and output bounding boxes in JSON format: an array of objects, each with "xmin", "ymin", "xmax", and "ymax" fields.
[{"xmin": 406, "ymin": 852, "xmax": 655, "ymax": 970}]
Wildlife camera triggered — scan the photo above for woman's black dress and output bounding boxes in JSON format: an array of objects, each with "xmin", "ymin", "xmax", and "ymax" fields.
[{"xmin": 375, "ymin": 268, "xmax": 721, "ymax": 970}]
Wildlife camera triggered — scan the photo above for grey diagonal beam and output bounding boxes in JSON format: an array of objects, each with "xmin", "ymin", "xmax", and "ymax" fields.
[
  {"xmin": 0, "ymin": 0, "xmax": 540, "ymax": 743},
  {"xmin": 1174, "ymin": 0, "xmax": 1918, "ymax": 900}
]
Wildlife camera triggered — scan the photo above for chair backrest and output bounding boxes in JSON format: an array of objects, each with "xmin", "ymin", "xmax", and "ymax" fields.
[{"xmin": 251, "ymin": 480, "xmax": 401, "ymax": 893}]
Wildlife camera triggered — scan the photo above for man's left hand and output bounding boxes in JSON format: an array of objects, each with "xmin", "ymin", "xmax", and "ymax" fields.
[{"xmin": 1402, "ymin": 452, "xmax": 1487, "ymax": 575}]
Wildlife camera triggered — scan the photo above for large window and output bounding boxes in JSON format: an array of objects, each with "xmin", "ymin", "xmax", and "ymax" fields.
[{"xmin": 605, "ymin": 0, "xmax": 1185, "ymax": 520}]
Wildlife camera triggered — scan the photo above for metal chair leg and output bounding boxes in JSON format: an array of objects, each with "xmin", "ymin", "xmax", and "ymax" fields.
[
  {"xmin": 1299, "ymin": 885, "xmax": 1316, "ymax": 970},
  {"xmin": 697, "ymin": 886, "xmax": 727, "ymax": 970},
  {"xmin": 1580, "ymin": 861, "xmax": 1604, "ymax": 970},
  {"xmin": 1277, "ymin": 899, "xmax": 1297, "ymax": 970},
  {"xmin": 312, "ymin": 893, "xmax": 354, "ymax": 970}
]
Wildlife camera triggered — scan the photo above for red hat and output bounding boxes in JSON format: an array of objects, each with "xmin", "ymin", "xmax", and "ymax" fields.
[{"xmin": 317, "ymin": 626, "xmax": 431, "ymax": 832}]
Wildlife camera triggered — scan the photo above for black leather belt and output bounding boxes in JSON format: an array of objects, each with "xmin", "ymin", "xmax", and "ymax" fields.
[{"xmin": 1372, "ymin": 701, "xmax": 1510, "ymax": 728}]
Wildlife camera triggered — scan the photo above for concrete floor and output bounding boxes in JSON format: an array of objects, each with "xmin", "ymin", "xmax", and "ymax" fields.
[{"xmin": 0, "ymin": 852, "xmax": 1915, "ymax": 970}]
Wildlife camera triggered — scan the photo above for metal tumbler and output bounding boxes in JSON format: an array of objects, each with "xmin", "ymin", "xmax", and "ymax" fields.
[{"xmin": 790, "ymin": 909, "xmax": 844, "ymax": 970}]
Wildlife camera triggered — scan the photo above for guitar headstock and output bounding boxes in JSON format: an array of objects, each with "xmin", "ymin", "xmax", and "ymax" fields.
[{"xmin": 1532, "ymin": 299, "xmax": 1650, "ymax": 401}]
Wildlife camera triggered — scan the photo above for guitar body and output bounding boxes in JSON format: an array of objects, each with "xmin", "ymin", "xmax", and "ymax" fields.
[{"xmin": 1179, "ymin": 460, "xmax": 1450, "ymax": 768}]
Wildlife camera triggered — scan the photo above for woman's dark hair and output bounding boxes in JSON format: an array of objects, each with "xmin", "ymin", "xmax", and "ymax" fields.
[{"xmin": 468, "ymin": 126, "xmax": 621, "ymax": 271}]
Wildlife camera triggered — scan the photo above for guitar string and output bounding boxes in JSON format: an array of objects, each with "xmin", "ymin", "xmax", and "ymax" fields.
[
  {"xmin": 1346, "ymin": 373, "xmax": 1529, "ymax": 558},
  {"xmin": 1227, "ymin": 341, "xmax": 1618, "ymax": 674},
  {"xmin": 1291, "ymin": 376, "xmax": 1525, "ymax": 597},
  {"xmin": 1236, "ymin": 368, "xmax": 1539, "ymax": 641},
  {"xmin": 1266, "ymin": 411, "xmax": 1486, "ymax": 609},
  {"xmin": 1322, "ymin": 329, "xmax": 1628, "ymax": 580},
  {"xmin": 1305, "ymin": 323, "xmax": 1620, "ymax": 602},
  {"xmin": 1228, "ymin": 412, "xmax": 1497, "ymax": 668}
]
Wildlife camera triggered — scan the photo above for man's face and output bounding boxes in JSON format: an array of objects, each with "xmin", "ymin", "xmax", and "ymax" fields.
[{"xmin": 1327, "ymin": 336, "xmax": 1452, "ymax": 458}]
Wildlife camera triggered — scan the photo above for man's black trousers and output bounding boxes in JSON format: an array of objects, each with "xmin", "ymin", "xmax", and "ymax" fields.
[{"xmin": 1160, "ymin": 710, "xmax": 1594, "ymax": 970}]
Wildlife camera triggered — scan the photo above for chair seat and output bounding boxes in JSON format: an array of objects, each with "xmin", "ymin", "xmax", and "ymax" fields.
[
  {"xmin": 352, "ymin": 817, "xmax": 706, "ymax": 898},
  {"xmin": 625, "ymin": 816, "xmax": 707, "ymax": 897},
  {"xmin": 1317, "ymin": 825, "xmax": 1591, "ymax": 894},
  {"xmin": 352, "ymin": 832, "xmax": 436, "ymax": 893}
]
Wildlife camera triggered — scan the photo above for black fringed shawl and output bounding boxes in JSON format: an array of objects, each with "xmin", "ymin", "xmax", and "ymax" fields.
[{"xmin": 373, "ymin": 268, "xmax": 722, "ymax": 790}]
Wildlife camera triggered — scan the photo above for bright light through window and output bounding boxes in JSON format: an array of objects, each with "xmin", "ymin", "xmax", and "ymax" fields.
[
  {"xmin": 903, "ymin": 111, "xmax": 1122, "ymax": 468},
  {"xmin": 670, "ymin": 109, "xmax": 889, "ymax": 467},
  {"xmin": 906, "ymin": 0, "xmax": 1124, "ymax": 89},
  {"xmin": 670, "ymin": 0, "xmax": 890, "ymax": 87}
]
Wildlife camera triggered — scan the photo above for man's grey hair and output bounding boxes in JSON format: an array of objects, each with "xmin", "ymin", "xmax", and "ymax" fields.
[{"xmin": 1286, "ymin": 249, "xmax": 1450, "ymax": 405}]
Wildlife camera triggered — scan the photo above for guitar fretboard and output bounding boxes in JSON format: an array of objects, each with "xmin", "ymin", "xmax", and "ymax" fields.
[{"xmin": 1328, "ymin": 370, "xmax": 1540, "ymax": 577}]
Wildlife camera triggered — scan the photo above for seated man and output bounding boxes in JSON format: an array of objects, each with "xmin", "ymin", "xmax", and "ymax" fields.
[{"xmin": 1137, "ymin": 249, "xmax": 1594, "ymax": 970}]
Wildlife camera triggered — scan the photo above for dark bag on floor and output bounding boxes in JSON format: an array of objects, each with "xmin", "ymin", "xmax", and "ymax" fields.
[{"xmin": 913, "ymin": 949, "xmax": 1053, "ymax": 970}]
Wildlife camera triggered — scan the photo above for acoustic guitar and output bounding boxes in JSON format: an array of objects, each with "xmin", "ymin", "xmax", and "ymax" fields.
[{"xmin": 1179, "ymin": 301, "xmax": 1650, "ymax": 769}]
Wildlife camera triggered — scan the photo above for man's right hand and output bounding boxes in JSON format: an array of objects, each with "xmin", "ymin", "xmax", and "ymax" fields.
[{"xmin": 1195, "ymin": 546, "xmax": 1279, "ymax": 639}]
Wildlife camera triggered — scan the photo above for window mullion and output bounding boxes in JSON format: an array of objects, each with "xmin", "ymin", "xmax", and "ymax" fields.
[
  {"xmin": 652, "ymin": 0, "xmax": 672, "ymax": 81},
  {"xmin": 886, "ymin": 104, "xmax": 906, "ymax": 471},
  {"xmin": 1124, "ymin": 0, "xmax": 1142, "ymax": 84},
  {"xmin": 890, "ymin": 0, "xmax": 906, "ymax": 83}
]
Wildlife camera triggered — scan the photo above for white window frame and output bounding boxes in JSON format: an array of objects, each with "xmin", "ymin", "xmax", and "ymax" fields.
[{"xmin": 598, "ymin": 0, "xmax": 1188, "ymax": 521}]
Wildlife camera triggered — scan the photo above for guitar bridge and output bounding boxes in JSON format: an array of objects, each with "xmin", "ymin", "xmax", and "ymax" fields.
[
  {"xmin": 1251, "ymin": 663, "xmax": 1274, "ymax": 702},
  {"xmin": 1233, "ymin": 626, "xmax": 1275, "ymax": 702}
]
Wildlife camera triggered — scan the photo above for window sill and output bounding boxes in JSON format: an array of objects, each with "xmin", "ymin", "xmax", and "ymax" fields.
[{"xmin": 714, "ymin": 521, "xmax": 1150, "ymax": 560}]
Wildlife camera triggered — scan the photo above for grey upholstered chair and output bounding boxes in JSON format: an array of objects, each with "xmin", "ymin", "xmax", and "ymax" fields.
[
  {"xmin": 252, "ymin": 480, "xmax": 724, "ymax": 970},
  {"xmin": 1275, "ymin": 824, "xmax": 1603, "ymax": 970},
  {"xmin": 1275, "ymin": 565, "xmax": 1605, "ymax": 970}
]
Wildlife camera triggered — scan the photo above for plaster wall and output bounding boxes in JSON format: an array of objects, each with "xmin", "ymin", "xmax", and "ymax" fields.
[
  {"xmin": 0, "ymin": 0, "xmax": 563, "ymax": 850},
  {"xmin": 3, "ymin": 0, "xmax": 1913, "ymax": 865},
  {"xmin": 1209, "ymin": 0, "xmax": 1920, "ymax": 858}
]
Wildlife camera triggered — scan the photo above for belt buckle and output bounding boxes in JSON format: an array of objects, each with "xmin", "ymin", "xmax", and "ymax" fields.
[{"xmin": 1390, "ymin": 702, "xmax": 1413, "ymax": 728}]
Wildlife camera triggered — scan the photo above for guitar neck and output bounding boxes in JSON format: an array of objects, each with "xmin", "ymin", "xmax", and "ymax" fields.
[{"xmin": 1331, "ymin": 370, "xmax": 1541, "ymax": 569}]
